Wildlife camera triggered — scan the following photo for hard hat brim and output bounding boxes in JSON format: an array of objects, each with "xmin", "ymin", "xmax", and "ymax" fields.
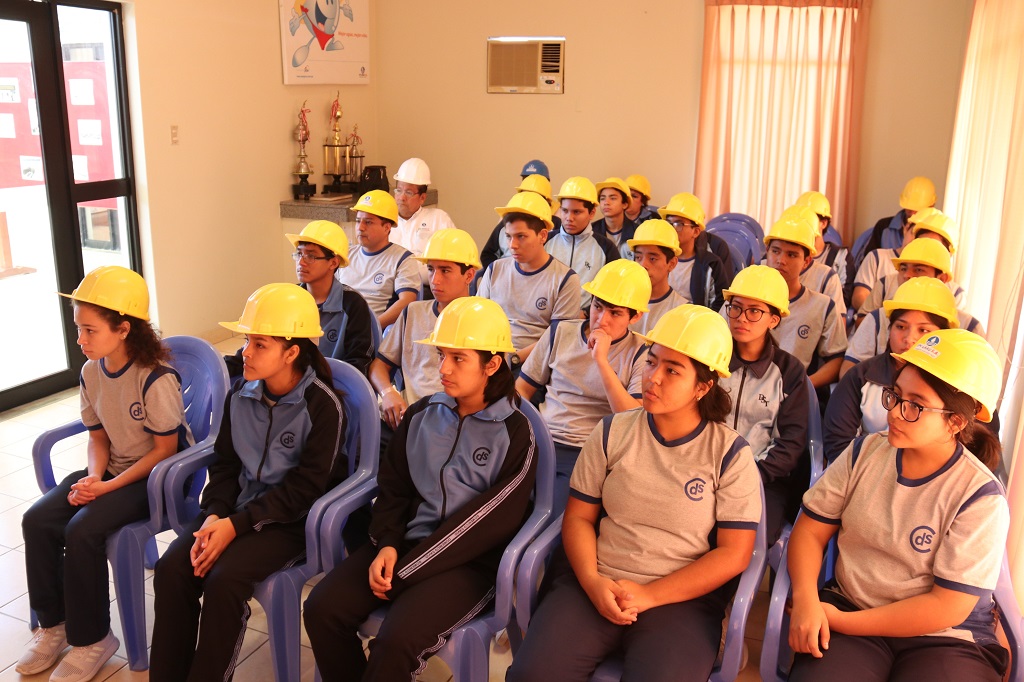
[
  {"xmin": 285, "ymin": 234, "xmax": 350, "ymax": 268},
  {"xmin": 57, "ymin": 291, "xmax": 151, "ymax": 322}
]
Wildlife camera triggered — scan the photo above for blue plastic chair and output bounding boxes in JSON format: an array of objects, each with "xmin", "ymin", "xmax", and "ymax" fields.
[
  {"xmin": 369, "ymin": 312, "xmax": 382, "ymax": 355},
  {"xmin": 707, "ymin": 222, "xmax": 762, "ymax": 274},
  {"xmin": 760, "ymin": 541, "xmax": 1024, "ymax": 681},
  {"xmin": 314, "ymin": 399, "xmax": 556, "ymax": 682},
  {"xmin": 514, "ymin": 483, "xmax": 769, "ymax": 682},
  {"xmin": 163, "ymin": 358, "xmax": 380, "ymax": 682},
  {"xmin": 30, "ymin": 335, "xmax": 228, "ymax": 670},
  {"xmin": 711, "ymin": 212, "xmax": 765, "ymax": 245},
  {"xmin": 768, "ymin": 376, "xmax": 823, "ymax": 572}
]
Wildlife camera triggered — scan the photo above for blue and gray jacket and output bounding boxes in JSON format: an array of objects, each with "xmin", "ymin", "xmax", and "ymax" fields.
[
  {"xmin": 201, "ymin": 366, "xmax": 347, "ymax": 535},
  {"xmin": 369, "ymin": 392, "xmax": 537, "ymax": 596}
]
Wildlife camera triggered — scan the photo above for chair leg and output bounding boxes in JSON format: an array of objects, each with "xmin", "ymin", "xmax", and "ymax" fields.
[
  {"xmin": 108, "ymin": 528, "xmax": 150, "ymax": 671},
  {"xmin": 259, "ymin": 576, "xmax": 303, "ymax": 682},
  {"xmin": 144, "ymin": 536, "xmax": 159, "ymax": 570},
  {"xmin": 447, "ymin": 625, "xmax": 489, "ymax": 682}
]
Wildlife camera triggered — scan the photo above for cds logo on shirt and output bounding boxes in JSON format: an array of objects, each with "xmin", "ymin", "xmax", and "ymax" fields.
[
  {"xmin": 280, "ymin": 431, "xmax": 296, "ymax": 448},
  {"xmin": 684, "ymin": 477, "xmax": 706, "ymax": 502},
  {"xmin": 326, "ymin": 329, "xmax": 339, "ymax": 343},
  {"xmin": 129, "ymin": 402, "xmax": 144, "ymax": 421},
  {"xmin": 798, "ymin": 324, "xmax": 811, "ymax": 339},
  {"xmin": 910, "ymin": 525, "xmax": 936, "ymax": 553},
  {"xmin": 472, "ymin": 447, "xmax": 491, "ymax": 466},
  {"xmin": 536, "ymin": 297, "xmax": 549, "ymax": 311},
  {"xmin": 373, "ymin": 272, "xmax": 385, "ymax": 285}
]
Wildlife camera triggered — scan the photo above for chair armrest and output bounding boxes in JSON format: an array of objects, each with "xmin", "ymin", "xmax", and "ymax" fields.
[
  {"xmin": 514, "ymin": 513, "xmax": 564, "ymax": 634},
  {"xmin": 716, "ymin": 530, "xmax": 769, "ymax": 681},
  {"xmin": 491, "ymin": 505, "xmax": 553, "ymax": 629},
  {"xmin": 145, "ymin": 436, "xmax": 215, "ymax": 532},
  {"xmin": 163, "ymin": 446, "xmax": 218, "ymax": 534},
  {"xmin": 301, "ymin": 470, "xmax": 376, "ymax": 575},
  {"xmin": 760, "ymin": 544, "xmax": 795, "ymax": 682},
  {"xmin": 32, "ymin": 420, "xmax": 89, "ymax": 493},
  {"xmin": 318, "ymin": 478, "xmax": 380, "ymax": 573}
]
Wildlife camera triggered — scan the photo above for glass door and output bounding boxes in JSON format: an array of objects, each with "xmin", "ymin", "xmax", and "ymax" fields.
[{"xmin": 0, "ymin": 0, "xmax": 139, "ymax": 412}]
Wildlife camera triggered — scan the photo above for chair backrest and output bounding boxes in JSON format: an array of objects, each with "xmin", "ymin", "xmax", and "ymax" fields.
[
  {"xmin": 712, "ymin": 212, "xmax": 764, "ymax": 243},
  {"xmin": 368, "ymin": 314, "xmax": 383, "ymax": 357},
  {"xmin": 706, "ymin": 222, "xmax": 761, "ymax": 272},
  {"xmin": 518, "ymin": 399, "xmax": 554, "ymax": 518},
  {"xmin": 806, "ymin": 376, "xmax": 824, "ymax": 486},
  {"xmin": 164, "ymin": 336, "xmax": 230, "ymax": 443},
  {"xmin": 326, "ymin": 358, "xmax": 381, "ymax": 480},
  {"xmin": 995, "ymin": 554, "xmax": 1024, "ymax": 682}
]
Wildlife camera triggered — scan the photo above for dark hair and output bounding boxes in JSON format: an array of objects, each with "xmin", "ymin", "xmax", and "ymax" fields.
[
  {"xmin": 581, "ymin": 200, "xmax": 596, "ymax": 212},
  {"xmin": 414, "ymin": 184, "xmax": 428, "ymax": 195},
  {"xmin": 889, "ymin": 308, "xmax": 951, "ymax": 330},
  {"xmin": 693, "ymin": 360, "xmax": 732, "ymax": 422},
  {"xmin": 75, "ymin": 301, "xmax": 168, "ymax": 369},
  {"xmin": 593, "ymin": 296, "xmax": 638, "ymax": 320},
  {"xmin": 917, "ymin": 230, "xmax": 953, "ymax": 251},
  {"xmin": 279, "ymin": 337, "xmax": 334, "ymax": 387},
  {"xmin": 297, "ymin": 240, "xmax": 336, "ymax": 260},
  {"xmin": 657, "ymin": 246, "xmax": 676, "ymax": 261},
  {"xmin": 768, "ymin": 239, "xmax": 810, "ymax": 259},
  {"xmin": 816, "ymin": 214, "xmax": 831, "ymax": 230},
  {"xmin": 475, "ymin": 350, "xmax": 519, "ymax": 407},
  {"xmin": 502, "ymin": 211, "xmax": 547, "ymax": 235},
  {"xmin": 895, "ymin": 364, "xmax": 1002, "ymax": 472}
]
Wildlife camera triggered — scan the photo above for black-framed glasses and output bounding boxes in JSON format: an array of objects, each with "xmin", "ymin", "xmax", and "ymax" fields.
[
  {"xmin": 292, "ymin": 251, "xmax": 331, "ymax": 263},
  {"xmin": 880, "ymin": 386, "xmax": 955, "ymax": 423},
  {"xmin": 666, "ymin": 217, "xmax": 699, "ymax": 230},
  {"xmin": 724, "ymin": 303, "xmax": 767, "ymax": 322}
]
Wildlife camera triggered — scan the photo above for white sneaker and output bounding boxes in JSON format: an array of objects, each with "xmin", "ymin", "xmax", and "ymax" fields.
[
  {"xmin": 48, "ymin": 631, "xmax": 118, "ymax": 682},
  {"xmin": 16, "ymin": 623, "xmax": 69, "ymax": 675}
]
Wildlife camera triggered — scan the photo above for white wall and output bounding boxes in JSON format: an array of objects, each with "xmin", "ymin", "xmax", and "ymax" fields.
[{"xmin": 121, "ymin": 0, "xmax": 973, "ymax": 338}]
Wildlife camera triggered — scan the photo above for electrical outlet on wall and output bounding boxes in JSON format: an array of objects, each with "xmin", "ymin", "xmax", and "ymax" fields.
[{"xmin": 170, "ymin": 125, "xmax": 179, "ymax": 145}]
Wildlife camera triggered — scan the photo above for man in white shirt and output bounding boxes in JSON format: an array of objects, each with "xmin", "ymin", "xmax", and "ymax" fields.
[{"xmin": 389, "ymin": 157, "xmax": 456, "ymax": 284}]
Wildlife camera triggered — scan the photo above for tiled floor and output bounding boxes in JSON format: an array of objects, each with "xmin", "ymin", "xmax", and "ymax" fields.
[{"xmin": 0, "ymin": 336, "xmax": 770, "ymax": 681}]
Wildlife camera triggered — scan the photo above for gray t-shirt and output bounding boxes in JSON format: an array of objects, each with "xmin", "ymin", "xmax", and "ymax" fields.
[
  {"xmin": 476, "ymin": 255, "xmax": 581, "ymax": 351},
  {"xmin": 803, "ymin": 433, "xmax": 1009, "ymax": 644},
  {"xmin": 630, "ymin": 287, "xmax": 688, "ymax": 336},
  {"xmin": 800, "ymin": 261, "xmax": 847, "ymax": 317},
  {"xmin": 375, "ymin": 299, "xmax": 443, "ymax": 404},
  {"xmin": 520, "ymin": 320, "xmax": 647, "ymax": 447},
  {"xmin": 570, "ymin": 410, "xmax": 762, "ymax": 584},
  {"xmin": 845, "ymin": 308, "xmax": 985, "ymax": 366},
  {"xmin": 772, "ymin": 286, "xmax": 847, "ymax": 370},
  {"xmin": 80, "ymin": 358, "xmax": 194, "ymax": 475},
  {"xmin": 338, "ymin": 243, "xmax": 421, "ymax": 318}
]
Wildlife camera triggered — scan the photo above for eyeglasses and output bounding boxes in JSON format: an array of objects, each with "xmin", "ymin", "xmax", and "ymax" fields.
[
  {"xmin": 880, "ymin": 386, "xmax": 955, "ymax": 423},
  {"xmin": 666, "ymin": 218, "xmax": 699, "ymax": 230},
  {"xmin": 724, "ymin": 303, "xmax": 768, "ymax": 322},
  {"xmin": 292, "ymin": 251, "xmax": 331, "ymax": 263},
  {"xmin": 393, "ymin": 187, "xmax": 421, "ymax": 198}
]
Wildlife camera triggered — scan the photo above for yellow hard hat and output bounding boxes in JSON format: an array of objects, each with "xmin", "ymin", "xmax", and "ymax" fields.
[
  {"xmin": 892, "ymin": 328, "xmax": 1001, "ymax": 422},
  {"xmin": 414, "ymin": 228, "xmax": 482, "ymax": 269},
  {"xmin": 899, "ymin": 176, "xmax": 937, "ymax": 212},
  {"xmin": 891, "ymin": 237, "xmax": 951, "ymax": 276},
  {"xmin": 910, "ymin": 209, "xmax": 958, "ymax": 254},
  {"xmin": 723, "ymin": 264, "xmax": 790, "ymax": 317},
  {"xmin": 60, "ymin": 265, "xmax": 151, "ymax": 321},
  {"xmin": 219, "ymin": 283, "xmax": 323, "ymax": 339},
  {"xmin": 765, "ymin": 211, "xmax": 819, "ymax": 257},
  {"xmin": 626, "ymin": 219, "xmax": 682, "ymax": 256},
  {"xmin": 582, "ymin": 260, "xmax": 652, "ymax": 313},
  {"xmin": 637, "ymin": 304, "xmax": 732, "ymax": 377},
  {"xmin": 626, "ymin": 174, "xmax": 652, "ymax": 200},
  {"xmin": 596, "ymin": 177, "xmax": 631, "ymax": 203},
  {"xmin": 285, "ymin": 220, "xmax": 350, "ymax": 267},
  {"xmin": 658, "ymin": 192, "xmax": 706, "ymax": 229},
  {"xmin": 882, "ymin": 277, "xmax": 959, "ymax": 328},
  {"xmin": 415, "ymin": 296, "xmax": 516, "ymax": 354},
  {"xmin": 516, "ymin": 174, "xmax": 553, "ymax": 201},
  {"xmin": 781, "ymin": 204, "xmax": 823, "ymax": 237},
  {"xmin": 354, "ymin": 189, "xmax": 399, "ymax": 224},
  {"xmin": 556, "ymin": 176, "xmax": 598, "ymax": 205},
  {"xmin": 795, "ymin": 191, "xmax": 832, "ymax": 219},
  {"xmin": 495, "ymin": 192, "xmax": 554, "ymax": 230}
]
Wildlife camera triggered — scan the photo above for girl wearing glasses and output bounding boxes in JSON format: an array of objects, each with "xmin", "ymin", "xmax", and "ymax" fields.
[
  {"xmin": 824, "ymin": 277, "xmax": 960, "ymax": 465},
  {"xmin": 787, "ymin": 328, "xmax": 1008, "ymax": 682},
  {"xmin": 719, "ymin": 265, "xmax": 810, "ymax": 544}
]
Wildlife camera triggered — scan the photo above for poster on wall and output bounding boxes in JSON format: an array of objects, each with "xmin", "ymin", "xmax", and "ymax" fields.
[{"xmin": 279, "ymin": 0, "xmax": 370, "ymax": 85}]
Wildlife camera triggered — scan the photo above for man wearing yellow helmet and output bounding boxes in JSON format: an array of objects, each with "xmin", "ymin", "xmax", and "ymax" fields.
[
  {"xmin": 624, "ymin": 174, "xmax": 660, "ymax": 225},
  {"xmin": 480, "ymin": 170, "xmax": 562, "ymax": 269},
  {"xmin": 626, "ymin": 219, "xmax": 687, "ymax": 335},
  {"xmin": 592, "ymin": 177, "xmax": 640, "ymax": 258},
  {"xmin": 852, "ymin": 176, "xmax": 937, "ymax": 269}
]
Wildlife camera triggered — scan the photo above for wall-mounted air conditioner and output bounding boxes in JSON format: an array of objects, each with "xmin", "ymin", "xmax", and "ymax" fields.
[{"xmin": 486, "ymin": 36, "xmax": 565, "ymax": 94}]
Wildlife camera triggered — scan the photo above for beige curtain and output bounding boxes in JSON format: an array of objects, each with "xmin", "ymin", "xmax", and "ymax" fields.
[
  {"xmin": 695, "ymin": 0, "xmax": 870, "ymax": 237},
  {"xmin": 943, "ymin": 0, "xmax": 1024, "ymax": 601}
]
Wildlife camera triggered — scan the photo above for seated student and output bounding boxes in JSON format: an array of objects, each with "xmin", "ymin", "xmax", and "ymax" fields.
[
  {"xmin": 303, "ymin": 297, "xmax": 537, "ymax": 682},
  {"xmin": 627, "ymin": 219, "xmax": 687, "ymax": 335},
  {"xmin": 825, "ymin": 278, "xmax": 959, "ymax": 464},
  {"xmin": 592, "ymin": 177, "xmax": 639, "ymax": 258},
  {"xmin": 225, "ymin": 220, "xmax": 375, "ymax": 377},
  {"xmin": 480, "ymin": 173, "xmax": 561, "ymax": 269},
  {"xmin": 851, "ymin": 175, "xmax": 936, "ymax": 273},
  {"xmin": 477, "ymin": 193, "xmax": 582, "ymax": 367},
  {"xmin": 516, "ymin": 260, "xmax": 651, "ymax": 512},
  {"xmin": 624, "ymin": 174, "xmax": 661, "ymax": 225},
  {"xmin": 720, "ymin": 265, "xmax": 810, "ymax": 544},
  {"xmin": 658, "ymin": 192, "xmax": 730, "ymax": 310},
  {"xmin": 546, "ymin": 176, "xmax": 622, "ymax": 310},
  {"xmin": 787, "ymin": 329, "xmax": 1008, "ymax": 682},
  {"xmin": 781, "ymin": 205, "xmax": 848, "ymax": 318},
  {"xmin": 18, "ymin": 266, "xmax": 192, "ymax": 682},
  {"xmin": 389, "ymin": 157, "xmax": 455, "ymax": 259},
  {"xmin": 337, "ymin": 190, "xmax": 421, "ymax": 329},
  {"xmin": 507, "ymin": 305, "xmax": 761, "ymax": 682},
  {"xmin": 150, "ymin": 284, "xmax": 347, "ymax": 682},
  {"xmin": 763, "ymin": 212, "xmax": 848, "ymax": 388},
  {"xmin": 371, "ymin": 228, "xmax": 479, "ymax": 435},
  {"xmin": 796, "ymin": 191, "xmax": 855, "ymax": 309}
]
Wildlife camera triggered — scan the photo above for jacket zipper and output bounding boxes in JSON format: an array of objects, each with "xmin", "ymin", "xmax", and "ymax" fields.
[
  {"xmin": 438, "ymin": 415, "xmax": 466, "ymax": 520},
  {"xmin": 732, "ymin": 366, "xmax": 748, "ymax": 430},
  {"xmin": 256, "ymin": 404, "xmax": 274, "ymax": 482},
  {"xmin": 569, "ymin": 232, "xmax": 577, "ymax": 271}
]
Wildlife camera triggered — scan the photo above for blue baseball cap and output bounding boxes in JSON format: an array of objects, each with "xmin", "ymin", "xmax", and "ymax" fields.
[{"xmin": 520, "ymin": 159, "xmax": 549, "ymax": 179}]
